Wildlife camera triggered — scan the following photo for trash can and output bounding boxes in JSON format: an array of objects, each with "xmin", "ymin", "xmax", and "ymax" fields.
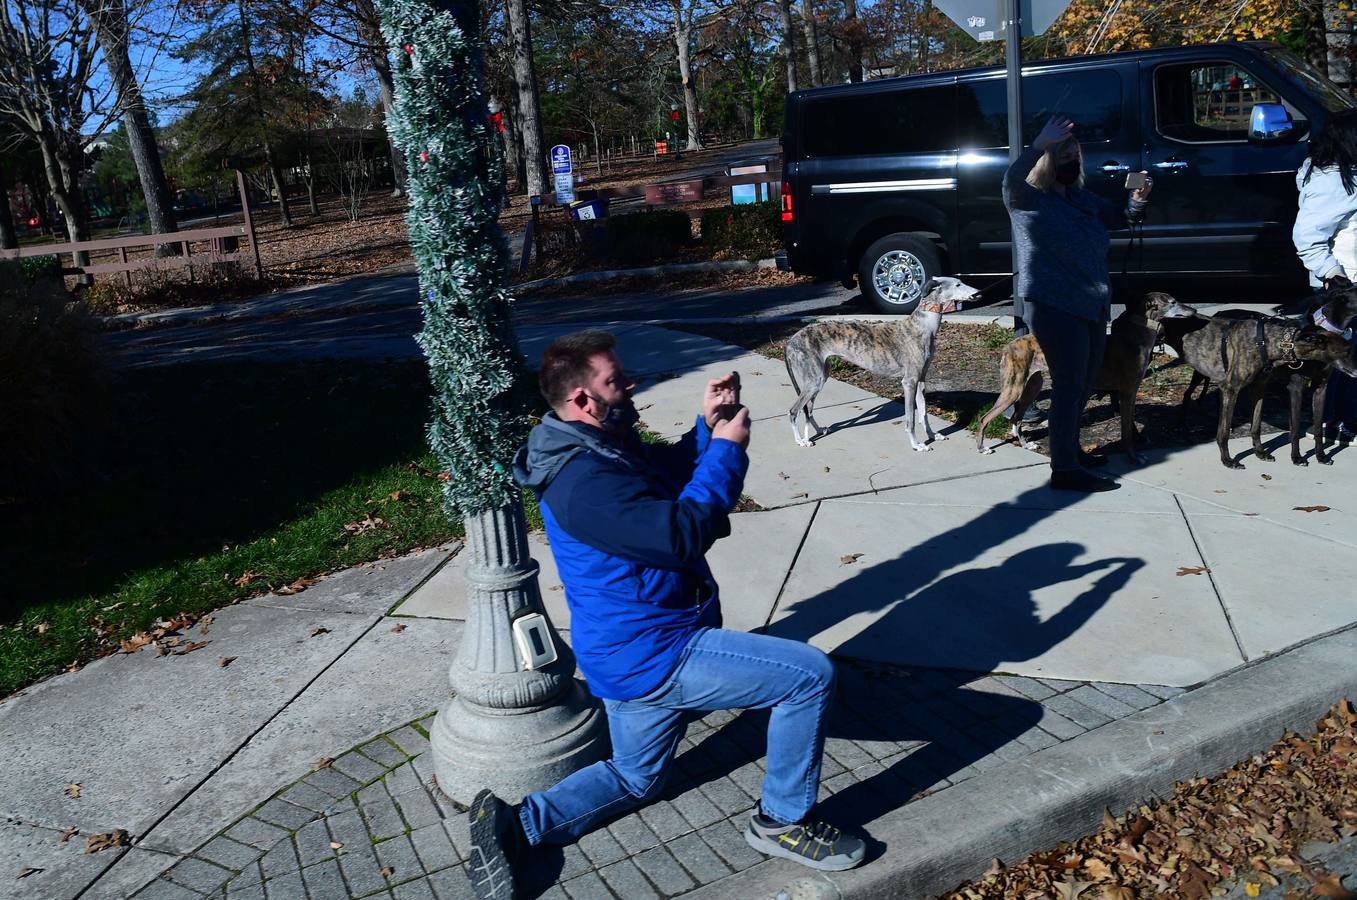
[{"xmin": 568, "ymin": 198, "xmax": 609, "ymax": 221}]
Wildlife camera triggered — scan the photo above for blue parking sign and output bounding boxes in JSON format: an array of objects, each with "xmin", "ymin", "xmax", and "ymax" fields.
[{"xmin": 550, "ymin": 145, "xmax": 572, "ymax": 176}]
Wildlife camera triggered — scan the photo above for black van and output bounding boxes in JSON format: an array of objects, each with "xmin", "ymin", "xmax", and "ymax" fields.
[{"xmin": 780, "ymin": 42, "xmax": 1356, "ymax": 313}]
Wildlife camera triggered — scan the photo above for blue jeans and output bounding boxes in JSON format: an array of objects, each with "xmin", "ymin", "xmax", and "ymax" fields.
[
  {"xmin": 1027, "ymin": 301, "xmax": 1107, "ymax": 472},
  {"xmin": 517, "ymin": 628, "xmax": 836, "ymax": 845}
]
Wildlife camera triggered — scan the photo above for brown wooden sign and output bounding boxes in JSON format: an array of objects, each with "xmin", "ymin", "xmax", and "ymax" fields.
[{"xmin": 645, "ymin": 180, "xmax": 705, "ymax": 205}]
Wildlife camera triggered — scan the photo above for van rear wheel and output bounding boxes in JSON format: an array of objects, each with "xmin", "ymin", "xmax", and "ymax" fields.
[{"xmin": 858, "ymin": 234, "xmax": 941, "ymax": 315}]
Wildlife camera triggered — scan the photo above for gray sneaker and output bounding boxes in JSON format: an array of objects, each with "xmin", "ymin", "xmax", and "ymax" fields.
[{"xmin": 744, "ymin": 812, "xmax": 866, "ymax": 871}]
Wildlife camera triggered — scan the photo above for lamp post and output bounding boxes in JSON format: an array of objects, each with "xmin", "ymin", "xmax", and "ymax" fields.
[{"xmin": 378, "ymin": 0, "xmax": 608, "ymax": 804}]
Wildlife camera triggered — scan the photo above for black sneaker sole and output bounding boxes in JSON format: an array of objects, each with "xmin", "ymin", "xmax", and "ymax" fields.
[{"xmin": 467, "ymin": 789, "xmax": 517, "ymax": 900}]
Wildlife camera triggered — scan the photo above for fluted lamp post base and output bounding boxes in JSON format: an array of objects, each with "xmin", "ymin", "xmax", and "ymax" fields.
[{"xmin": 430, "ymin": 503, "xmax": 608, "ymax": 805}]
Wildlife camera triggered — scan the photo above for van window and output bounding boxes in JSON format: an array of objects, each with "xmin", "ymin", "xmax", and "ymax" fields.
[
  {"xmin": 801, "ymin": 85, "xmax": 956, "ymax": 157},
  {"xmin": 1154, "ymin": 62, "xmax": 1300, "ymax": 143},
  {"xmin": 957, "ymin": 70, "xmax": 1124, "ymax": 149}
]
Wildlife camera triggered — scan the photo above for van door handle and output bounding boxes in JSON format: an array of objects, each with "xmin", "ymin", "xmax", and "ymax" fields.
[
  {"xmin": 1099, "ymin": 162, "xmax": 1130, "ymax": 172},
  {"xmin": 1154, "ymin": 159, "xmax": 1189, "ymax": 170}
]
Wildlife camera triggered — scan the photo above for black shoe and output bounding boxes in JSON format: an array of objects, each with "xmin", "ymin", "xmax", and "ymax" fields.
[
  {"xmin": 1050, "ymin": 469, "xmax": 1120, "ymax": 492},
  {"xmin": 1078, "ymin": 449, "xmax": 1109, "ymax": 468},
  {"xmin": 745, "ymin": 811, "xmax": 866, "ymax": 871},
  {"xmin": 468, "ymin": 789, "xmax": 520, "ymax": 900}
]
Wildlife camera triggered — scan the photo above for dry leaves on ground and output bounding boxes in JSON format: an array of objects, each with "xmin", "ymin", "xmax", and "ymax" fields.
[
  {"xmin": 380, "ymin": 866, "xmax": 395, "ymax": 878},
  {"xmin": 944, "ymin": 700, "xmax": 1357, "ymax": 899},
  {"xmin": 119, "ymin": 614, "xmax": 203, "ymax": 655},
  {"xmin": 390, "ymin": 623, "xmax": 407, "ymax": 633},
  {"xmin": 218, "ymin": 656, "xmax": 237, "ymax": 668},
  {"xmin": 84, "ymin": 831, "xmax": 129, "ymax": 854},
  {"xmin": 310, "ymin": 627, "xmax": 331, "ymax": 638},
  {"xmin": 329, "ymin": 841, "xmax": 343, "ymax": 850},
  {"xmin": 1176, "ymin": 566, "xmax": 1210, "ymax": 576},
  {"xmin": 59, "ymin": 827, "xmax": 78, "ymax": 843},
  {"xmin": 16, "ymin": 867, "xmax": 42, "ymax": 879},
  {"xmin": 840, "ymin": 553, "xmax": 864, "ymax": 565},
  {"xmin": 65, "ymin": 783, "xmax": 81, "ymax": 798},
  {"xmin": 314, "ymin": 757, "xmax": 334, "ymax": 770},
  {"xmin": 1295, "ymin": 505, "xmax": 1332, "ymax": 513},
  {"xmin": 343, "ymin": 515, "xmax": 388, "ymax": 535},
  {"xmin": 276, "ymin": 575, "xmax": 319, "ymax": 595}
]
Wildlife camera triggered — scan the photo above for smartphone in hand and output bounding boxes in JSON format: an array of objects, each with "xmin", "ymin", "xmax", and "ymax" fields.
[{"xmin": 1124, "ymin": 171, "xmax": 1147, "ymax": 191}]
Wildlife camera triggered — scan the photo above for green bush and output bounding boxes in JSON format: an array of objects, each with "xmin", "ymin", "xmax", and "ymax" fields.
[
  {"xmin": 700, "ymin": 202, "xmax": 782, "ymax": 260},
  {"xmin": 604, "ymin": 209, "xmax": 692, "ymax": 266},
  {"xmin": 0, "ymin": 261, "xmax": 104, "ymax": 500}
]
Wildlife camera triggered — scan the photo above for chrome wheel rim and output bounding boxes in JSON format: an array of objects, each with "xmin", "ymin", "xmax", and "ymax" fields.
[{"xmin": 871, "ymin": 250, "xmax": 926, "ymax": 306}]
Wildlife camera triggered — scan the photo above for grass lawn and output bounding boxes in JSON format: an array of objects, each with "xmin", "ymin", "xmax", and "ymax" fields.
[{"xmin": 0, "ymin": 357, "xmax": 539, "ymax": 697}]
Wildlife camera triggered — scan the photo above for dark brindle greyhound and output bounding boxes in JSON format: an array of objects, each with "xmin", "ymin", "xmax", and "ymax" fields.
[
  {"xmin": 1161, "ymin": 286, "xmax": 1357, "ymax": 466},
  {"xmin": 1168, "ymin": 316, "xmax": 1357, "ymax": 468}
]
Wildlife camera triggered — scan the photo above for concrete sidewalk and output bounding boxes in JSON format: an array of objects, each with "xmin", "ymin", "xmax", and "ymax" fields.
[{"xmin": 7, "ymin": 324, "xmax": 1357, "ymax": 899}]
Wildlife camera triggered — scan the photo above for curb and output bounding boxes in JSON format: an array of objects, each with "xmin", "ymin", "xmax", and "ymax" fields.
[
  {"xmin": 514, "ymin": 258, "xmax": 779, "ymax": 292},
  {"xmin": 682, "ymin": 624, "xmax": 1357, "ymax": 900}
]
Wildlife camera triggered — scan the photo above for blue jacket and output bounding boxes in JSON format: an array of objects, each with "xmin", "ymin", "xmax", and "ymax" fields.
[
  {"xmin": 1003, "ymin": 146, "xmax": 1146, "ymax": 322},
  {"xmin": 511, "ymin": 412, "xmax": 748, "ymax": 700},
  {"xmin": 1294, "ymin": 159, "xmax": 1357, "ymax": 287}
]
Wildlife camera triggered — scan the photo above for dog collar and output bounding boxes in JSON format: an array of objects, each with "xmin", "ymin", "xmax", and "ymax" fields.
[
  {"xmin": 919, "ymin": 301, "xmax": 957, "ymax": 314},
  {"xmin": 1313, "ymin": 308, "xmax": 1354, "ymax": 341}
]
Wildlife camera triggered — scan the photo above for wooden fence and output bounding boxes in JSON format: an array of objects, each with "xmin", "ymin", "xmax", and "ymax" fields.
[{"xmin": 0, "ymin": 169, "xmax": 263, "ymax": 286}]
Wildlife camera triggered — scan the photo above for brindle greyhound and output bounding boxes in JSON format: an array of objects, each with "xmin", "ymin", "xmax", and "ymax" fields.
[
  {"xmin": 1170, "ymin": 316, "xmax": 1357, "ymax": 469},
  {"xmin": 1162, "ymin": 286, "xmax": 1357, "ymax": 467},
  {"xmin": 974, "ymin": 292, "xmax": 1197, "ymax": 464},
  {"xmin": 785, "ymin": 277, "xmax": 980, "ymax": 450}
]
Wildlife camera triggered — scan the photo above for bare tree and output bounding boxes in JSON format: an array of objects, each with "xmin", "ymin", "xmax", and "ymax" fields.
[
  {"xmin": 504, "ymin": 0, "xmax": 547, "ymax": 195},
  {"xmin": 776, "ymin": 0, "xmax": 797, "ymax": 92},
  {"xmin": 77, "ymin": 0, "xmax": 178, "ymax": 243},
  {"xmin": 800, "ymin": 0, "xmax": 820, "ymax": 86},
  {"xmin": 0, "ymin": 0, "xmax": 119, "ymax": 275},
  {"xmin": 667, "ymin": 0, "xmax": 705, "ymax": 150}
]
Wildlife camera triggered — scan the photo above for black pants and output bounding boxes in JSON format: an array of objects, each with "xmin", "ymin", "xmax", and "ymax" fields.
[{"xmin": 1027, "ymin": 301, "xmax": 1106, "ymax": 472}]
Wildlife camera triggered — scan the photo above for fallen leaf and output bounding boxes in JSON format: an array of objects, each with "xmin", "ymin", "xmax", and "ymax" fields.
[
  {"xmin": 65, "ymin": 783, "xmax": 81, "ymax": 798},
  {"xmin": 84, "ymin": 830, "xmax": 129, "ymax": 854},
  {"xmin": 1294, "ymin": 505, "xmax": 1331, "ymax": 513},
  {"xmin": 329, "ymin": 841, "xmax": 343, "ymax": 850},
  {"xmin": 343, "ymin": 515, "xmax": 388, "ymax": 535},
  {"xmin": 314, "ymin": 757, "xmax": 334, "ymax": 770},
  {"xmin": 1244, "ymin": 512, "xmax": 1259, "ymax": 517},
  {"xmin": 234, "ymin": 571, "xmax": 259, "ymax": 587},
  {"xmin": 840, "ymin": 553, "xmax": 864, "ymax": 565},
  {"xmin": 1261, "ymin": 473, "xmax": 1272, "ymax": 480},
  {"xmin": 175, "ymin": 641, "xmax": 210, "ymax": 655},
  {"xmin": 437, "ymin": 472, "xmax": 451, "ymax": 481},
  {"xmin": 218, "ymin": 656, "xmax": 237, "ymax": 668},
  {"xmin": 1176, "ymin": 566, "xmax": 1210, "ymax": 576},
  {"xmin": 380, "ymin": 866, "xmax": 395, "ymax": 878},
  {"xmin": 16, "ymin": 867, "xmax": 42, "ymax": 879},
  {"xmin": 778, "ymin": 471, "xmax": 789, "ymax": 480},
  {"xmin": 310, "ymin": 627, "xmax": 331, "ymax": 638},
  {"xmin": 1245, "ymin": 883, "xmax": 1261, "ymax": 897},
  {"xmin": 390, "ymin": 623, "xmax": 407, "ymax": 633},
  {"xmin": 1053, "ymin": 879, "xmax": 1093, "ymax": 899},
  {"xmin": 790, "ymin": 492, "xmax": 808, "ymax": 499},
  {"xmin": 59, "ymin": 827, "xmax": 78, "ymax": 843},
  {"xmin": 120, "ymin": 634, "xmax": 152, "ymax": 654},
  {"xmin": 387, "ymin": 490, "xmax": 404, "ymax": 501},
  {"xmin": 277, "ymin": 576, "xmax": 319, "ymax": 596},
  {"xmin": 34, "ymin": 622, "xmax": 49, "ymax": 634},
  {"xmin": 823, "ymin": 466, "xmax": 831, "ymax": 472},
  {"xmin": 1084, "ymin": 857, "xmax": 1114, "ymax": 880},
  {"xmin": 1100, "ymin": 886, "xmax": 1135, "ymax": 900}
]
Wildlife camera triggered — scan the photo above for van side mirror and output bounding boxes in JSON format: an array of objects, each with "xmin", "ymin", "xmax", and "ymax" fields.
[{"xmin": 1248, "ymin": 103, "xmax": 1296, "ymax": 143}]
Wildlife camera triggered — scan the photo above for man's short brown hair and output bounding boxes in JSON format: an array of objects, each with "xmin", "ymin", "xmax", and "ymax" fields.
[{"xmin": 538, "ymin": 330, "xmax": 617, "ymax": 408}]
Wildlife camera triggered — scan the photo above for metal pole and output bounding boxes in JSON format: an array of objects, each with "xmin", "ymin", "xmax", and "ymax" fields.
[{"xmin": 1005, "ymin": 0, "xmax": 1027, "ymax": 334}]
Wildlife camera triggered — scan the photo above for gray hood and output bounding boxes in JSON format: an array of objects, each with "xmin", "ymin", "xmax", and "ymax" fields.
[{"xmin": 511, "ymin": 413, "xmax": 630, "ymax": 492}]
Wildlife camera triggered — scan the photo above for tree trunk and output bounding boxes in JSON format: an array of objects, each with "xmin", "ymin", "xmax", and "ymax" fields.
[
  {"xmin": 264, "ymin": 142, "xmax": 293, "ymax": 226},
  {"xmin": 779, "ymin": 0, "xmax": 798, "ymax": 93},
  {"xmin": 371, "ymin": 47, "xmax": 408, "ymax": 197},
  {"xmin": 81, "ymin": 0, "xmax": 179, "ymax": 251},
  {"xmin": 1327, "ymin": 0, "xmax": 1356, "ymax": 93},
  {"xmin": 0, "ymin": 161, "xmax": 17, "ymax": 250},
  {"xmin": 801, "ymin": 0, "xmax": 822, "ymax": 87},
  {"xmin": 497, "ymin": 95, "xmax": 523, "ymax": 191},
  {"xmin": 672, "ymin": 8, "xmax": 704, "ymax": 150},
  {"xmin": 844, "ymin": 0, "xmax": 864, "ymax": 82},
  {"xmin": 504, "ymin": 0, "xmax": 548, "ymax": 195},
  {"xmin": 1305, "ymin": 1, "xmax": 1328, "ymax": 75},
  {"xmin": 38, "ymin": 137, "xmax": 91, "ymax": 280}
]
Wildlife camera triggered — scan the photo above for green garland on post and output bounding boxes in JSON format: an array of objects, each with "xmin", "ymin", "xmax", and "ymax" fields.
[{"xmin": 379, "ymin": 0, "xmax": 530, "ymax": 519}]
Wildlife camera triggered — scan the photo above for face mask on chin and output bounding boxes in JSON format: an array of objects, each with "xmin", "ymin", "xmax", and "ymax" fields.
[
  {"xmin": 585, "ymin": 390, "xmax": 639, "ymax": 432},
  {"xmin": 1055, "ymin": 160, "xmax": 1081, "ymax": 185}
]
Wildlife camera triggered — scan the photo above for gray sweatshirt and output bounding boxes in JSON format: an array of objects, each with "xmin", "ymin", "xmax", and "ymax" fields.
[{"xmin": 1003, "ymin": 146, "xmax": 1146, "ymax": 322}]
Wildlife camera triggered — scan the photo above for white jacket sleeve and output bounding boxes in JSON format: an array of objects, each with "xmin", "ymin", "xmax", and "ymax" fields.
[{"xmin": 1294, "ymin": 163, "xmax": 1357, "ymax": 286}]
